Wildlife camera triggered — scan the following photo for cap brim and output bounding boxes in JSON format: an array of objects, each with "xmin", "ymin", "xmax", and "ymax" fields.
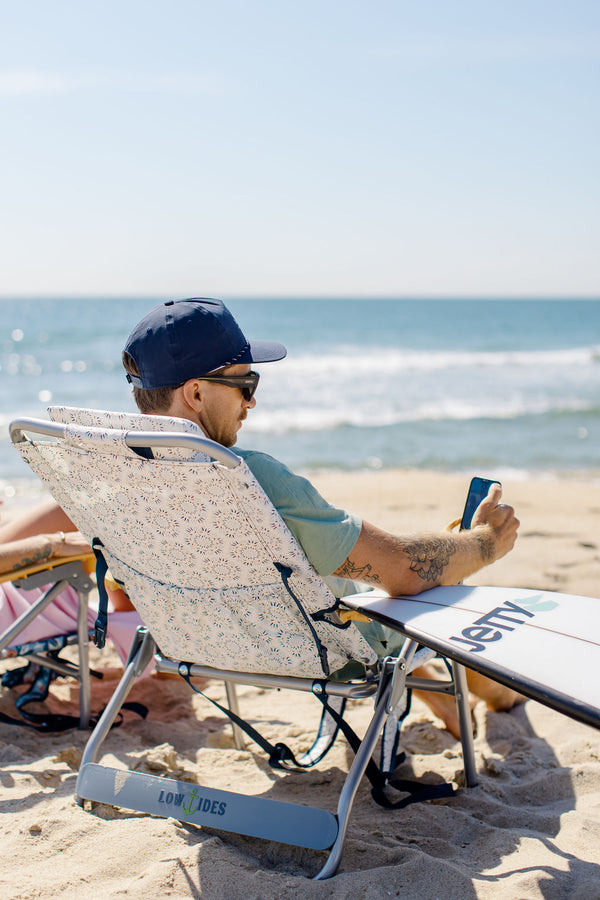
[{"xmin": 245, "ymin": 340, "xmax": 287, "ymax": 364}]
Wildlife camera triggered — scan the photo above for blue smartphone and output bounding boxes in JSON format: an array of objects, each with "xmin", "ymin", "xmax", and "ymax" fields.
[{"xmin": 460, "ymin": 477, "xmax": 501, "ymax": 530}]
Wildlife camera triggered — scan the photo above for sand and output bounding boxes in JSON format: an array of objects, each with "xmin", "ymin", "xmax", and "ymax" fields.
[{"xmin": 1, "ymin": 470, "xmax": 599, "ymax": 899}]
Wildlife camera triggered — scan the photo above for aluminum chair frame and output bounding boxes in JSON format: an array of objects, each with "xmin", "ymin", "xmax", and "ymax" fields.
[
  {"xmin": 10, "ymin": 415, "xmax": 477, "ymax": 878},
  {"xmin": 75, "ymin": 625, "xmax": 475, "ymax": 880}
]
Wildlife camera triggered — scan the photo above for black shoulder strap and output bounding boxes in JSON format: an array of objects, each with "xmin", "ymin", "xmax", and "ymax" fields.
[
  {"xmin": 274, "ymin": 563, "xmax": 330, "ymax": 676},
  {"xmin": 92, "ymin": 537, "xmax": 109, "ymax": 649}
]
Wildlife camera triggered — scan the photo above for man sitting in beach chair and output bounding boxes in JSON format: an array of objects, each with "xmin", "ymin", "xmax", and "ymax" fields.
[
  {"xmin": 118, "ymin": 297, "xmax": 522, "ymax": 733},
  {"xmin": 0, "ymin": 497, "xmax": 144, "ymax": 728}
]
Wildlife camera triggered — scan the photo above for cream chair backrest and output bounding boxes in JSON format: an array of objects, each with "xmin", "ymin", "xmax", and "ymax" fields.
[{"xmin": 15, "ymin": 408, "xmax": 376, "ymax": 678}]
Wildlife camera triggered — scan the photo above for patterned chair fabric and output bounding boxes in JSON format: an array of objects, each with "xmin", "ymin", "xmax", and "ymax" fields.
[{"xmin": 15, "ymin": 407, "xmax": 377, "ymax": 678}]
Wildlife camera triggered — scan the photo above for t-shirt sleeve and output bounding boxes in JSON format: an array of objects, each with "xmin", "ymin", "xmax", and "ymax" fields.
[{"xmin": 238, "ymin": 449, "xmax": 362, "ymax": 576}]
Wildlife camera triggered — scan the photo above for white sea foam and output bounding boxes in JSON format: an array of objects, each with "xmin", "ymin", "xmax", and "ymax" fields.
[
  {"xmin": 244, "ymin": 396, "xmax": 596, "ymax": 434},
  {"xmin": 276, "ymin": 343, "xmax": 600, "ymax": 376}
]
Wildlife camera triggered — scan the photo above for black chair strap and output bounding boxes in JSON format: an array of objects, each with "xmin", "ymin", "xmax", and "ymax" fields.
[
  {"xmin": 372, "ymin": 777, "xmax": 455, "ymax": 809},
  {"xmin": 92, "ymin": 537, "xmax": 109, "ymax": 649},
  {"xmin": 177, "ymin": 665, "xmax": 304, "ymax": 769},
  {"xmin": 178, "ymin": 664, "xmax": 455, "ymax": 808},
  {"xmin": 0, "ymin": 695, "xmax": 147, "ymax": 733},
  {"xmin": 274, "ymin": 563, "xmax": 330, "ymax": 677},
  {"xmin": 177, "ymin": 665, "xmax": 450, "ymax": 806}
]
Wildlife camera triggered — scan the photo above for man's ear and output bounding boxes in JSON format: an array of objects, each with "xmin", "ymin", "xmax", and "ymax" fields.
[{"xmin": 180, "ymin": 379, "xmax": 204, "ymax": 411}]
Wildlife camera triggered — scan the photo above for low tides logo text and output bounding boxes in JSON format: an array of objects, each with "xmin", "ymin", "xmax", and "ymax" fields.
[
  {"xmin": 158, "ymin": 786, "xmax": 227, "ymax": 818},
  {"xmin": 450, "ymin": 593, "xmax": 559, "ymax": 653}
]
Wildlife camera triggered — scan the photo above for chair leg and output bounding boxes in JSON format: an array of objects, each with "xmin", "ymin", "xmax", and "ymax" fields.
[
  {"xmin": 77, "ymin": 587, "xmax": 92, "ymax": 729},
  {"xmin": 78, "ymin": 628, "xmax": 155, "ymax": 775},
  {"xmin": 314, "ymin": 677, "xmax": 393, "ymax": 880},
  {"xmin": 224, "ymin": 681, "xmax": 246, "ymax": 750},
  {"xmin": 451, "ymin": 661, "xmax": 478, "ymax": 787},
  {"xmin": 316, "ymin": 650, "xmax": 477, "ymax": 878}
]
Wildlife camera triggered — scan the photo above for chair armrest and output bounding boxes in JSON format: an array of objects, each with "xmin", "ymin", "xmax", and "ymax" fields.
[{"xmin": 0, "ymin": 553, "xmax": 96, "ymax": 585}]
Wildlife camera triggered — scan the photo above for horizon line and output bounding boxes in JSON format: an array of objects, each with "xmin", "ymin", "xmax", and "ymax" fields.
[{"xmin": 1, "ymin": 294, "xmax": 599, "ymax": 302}]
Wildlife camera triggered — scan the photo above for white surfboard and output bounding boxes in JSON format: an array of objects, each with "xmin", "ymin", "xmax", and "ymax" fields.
[{"xmin": 342, "ymin": 585, "xmax": 600, "ymax": 729}]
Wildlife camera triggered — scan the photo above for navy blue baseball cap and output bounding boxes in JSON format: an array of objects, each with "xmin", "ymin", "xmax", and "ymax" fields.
[{"xmin": 124, "ymin": 298, "xmax": 287, "ymax": 389}]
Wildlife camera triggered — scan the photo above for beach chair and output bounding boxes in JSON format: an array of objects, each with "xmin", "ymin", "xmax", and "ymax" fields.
[
  {"xmin": 0, "ymin": 552, "xmax": 96, "ymax": 729},
  {"xmin": 9, "ymin": 407, "xmax": 477, "ymax": 879}
]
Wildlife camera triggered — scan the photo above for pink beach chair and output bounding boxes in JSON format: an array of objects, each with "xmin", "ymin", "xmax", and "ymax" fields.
[
  {"xmin": 0, "ymin": 553, "xmax": 96, "ymax": 729},
  {"xmin": 0, "ymin": 551, "xmax": 145, "ymax": 731}
]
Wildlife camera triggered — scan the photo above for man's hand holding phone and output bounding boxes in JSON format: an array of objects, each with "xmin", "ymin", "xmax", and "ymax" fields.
[{"xmin": 462, "ymin": 477, "xmax": 520, "ymax": 564}]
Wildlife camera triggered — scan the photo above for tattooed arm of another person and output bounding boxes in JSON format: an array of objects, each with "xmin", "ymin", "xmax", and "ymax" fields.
[{"xmin": 0, "ymin": 530, "xmax": 92, "ymax": 575}]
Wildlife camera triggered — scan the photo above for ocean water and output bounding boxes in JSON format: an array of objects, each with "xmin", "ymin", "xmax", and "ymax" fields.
[{"xmin": 1, "ymin": 298, "xmax": 599, "ymax": 497}]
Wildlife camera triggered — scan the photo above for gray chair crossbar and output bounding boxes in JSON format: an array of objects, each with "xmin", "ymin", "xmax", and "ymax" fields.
[{"xmin": 156, "ymin": 656, "xmax": 379, "ymax": 698}]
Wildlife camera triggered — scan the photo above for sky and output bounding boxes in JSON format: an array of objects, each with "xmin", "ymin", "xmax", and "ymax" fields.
[{"xmin": 1, "ymin": 1, "xmax": 599, "ymax": 299}]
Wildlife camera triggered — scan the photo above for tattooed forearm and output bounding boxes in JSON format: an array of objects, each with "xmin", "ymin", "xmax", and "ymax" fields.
[
  {"xmin": 475, "ymin": 531, "xmax": 494, "ymax": 563},
  {"xmin": 401, "ymin": 536, "xmax": 457, "ymax": 583},
  {"xmin": 335, "ymin": 521, "xmax": 500, "ymax": 595},
  {"xmin": 336, "ymin": 558, "xmax": 382, "ymax": 584},
  {"xmin": 10, "ymin": 543, "xmax": 53, "ymax": 572}
]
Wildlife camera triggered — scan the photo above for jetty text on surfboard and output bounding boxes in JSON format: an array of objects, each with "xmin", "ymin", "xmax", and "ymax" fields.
[{"xmin": 450, "ymin": 593, "xmax": 559, "ymax": 653}]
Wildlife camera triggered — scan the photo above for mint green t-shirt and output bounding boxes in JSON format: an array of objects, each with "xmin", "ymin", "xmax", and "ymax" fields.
[
  {"xmin": 235, "ymin": 447, "xmax": 361, "ymax": 580},
  {"xmin": 235, "ymin": 448, "xmax": 404, "ymax": 660}
]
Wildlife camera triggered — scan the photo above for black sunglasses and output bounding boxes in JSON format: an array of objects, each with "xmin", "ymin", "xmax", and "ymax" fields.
[{"xmin": 196, "ymin": 370, "xmax": 260, "ymax": 402}]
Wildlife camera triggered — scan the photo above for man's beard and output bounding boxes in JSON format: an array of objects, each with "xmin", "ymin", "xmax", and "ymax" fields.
[{"xmin": 223, "ymin": 413, "xmax": 246, "ymax": 448}]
